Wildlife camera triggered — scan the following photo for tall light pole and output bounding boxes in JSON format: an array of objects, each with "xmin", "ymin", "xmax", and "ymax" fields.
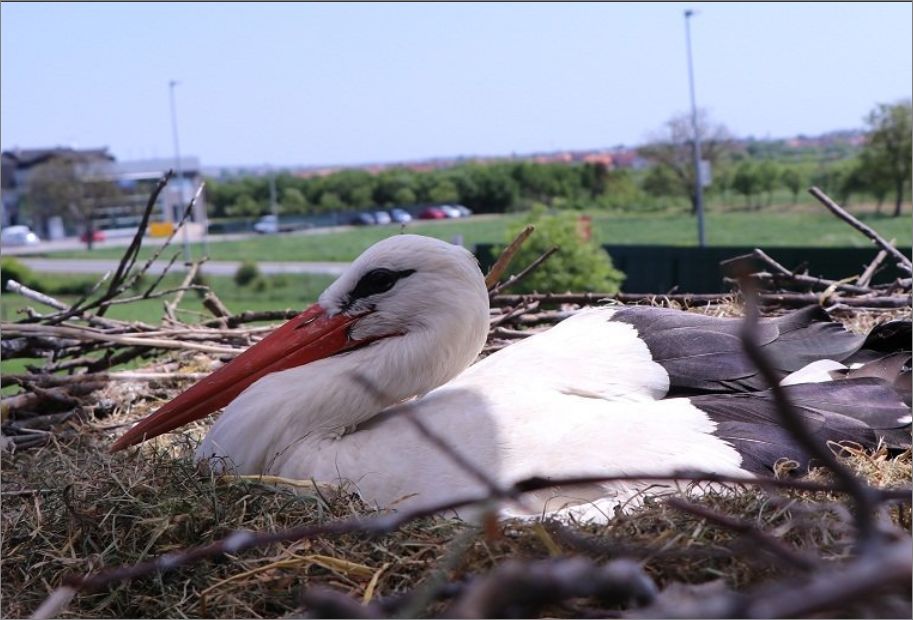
[
  {"xmin": 684, "ymin": 9, "xmax": 706, "ymax": 247},
  {"xmin": 169, "ymin": 79, "xmax": 191, "ymax": 262}
]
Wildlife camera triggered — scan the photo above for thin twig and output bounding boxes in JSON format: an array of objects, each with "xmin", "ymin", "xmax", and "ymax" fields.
[
  {"xmin": 809, "ymin": 186, "xmax": 912, "ymax": 273},
  {"xmin": 1, "ymin": 323, "xmax": 242, "ymax": 356},
  {"xmin": 489, "ymin": 245, "xmax": 559, "ymax": 296},
  {"xmin": 99, "ymin": 171, "xmax": 174, "ymax": 312},
  {"xmin": 164, "ymin": 259, "xmax": 207, "ymax": 323},
  {"xmin": 856, "ymin": 245, "xmax": 891, "ymax": 288},
  {"xmin": 122, "ymin": 184, "xmax": 205, "ymax": 293},
  {"xmin": 484, "ymin": 224, "xmax": 535, "ymax": 290},
  {"xmin": 5, "ymin": 280, "xmax": 70, "ymax": 311}
]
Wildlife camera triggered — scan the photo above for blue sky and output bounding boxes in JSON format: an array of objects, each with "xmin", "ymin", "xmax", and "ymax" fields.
[{"xmin": 2, "ymin": 2, "xmax": 911, "ymax": 167}]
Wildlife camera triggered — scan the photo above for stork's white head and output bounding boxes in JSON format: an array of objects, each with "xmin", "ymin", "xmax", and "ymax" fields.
[
  {"xmin": 112, "ymin": 234, "xmax": 490, "ymax": 451},
  {"xmin": 319, "ymin": 234, "xmax": 489, "ymax": 343}
]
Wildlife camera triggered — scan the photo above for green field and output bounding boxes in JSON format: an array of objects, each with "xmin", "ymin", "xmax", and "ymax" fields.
[
  {"xmin": 0, "ymin": 271, "xmax": 335, "ymax": 324},
  {"xmin": 0, "ymin": 272, "xmax": 336, "ymax": 381},
  {"xmin": 39, "ymin": 210, "xmax": 912, "ymax": 264}
]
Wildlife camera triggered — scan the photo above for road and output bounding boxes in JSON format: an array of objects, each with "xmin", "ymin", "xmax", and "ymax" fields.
[
  {"xmin": 1, "ymin": 225, "xmax": 358, "ymax": 256},
  {"xmin": 17, "ymin": 258, "xmax": 351, "ymax": 277}
]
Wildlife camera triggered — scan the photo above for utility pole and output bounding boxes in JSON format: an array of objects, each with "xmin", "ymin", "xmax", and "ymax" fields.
[
  {"xmin": 684, "ymin": 9, "xmax": 706, "ymax": 247},
  {"xmin": 269, "ymin": 166, "xmax": 278, "ymax": 216},
  {"xmin": 169, "ymin": 79, "xmax": 191, "ymax": 262}
]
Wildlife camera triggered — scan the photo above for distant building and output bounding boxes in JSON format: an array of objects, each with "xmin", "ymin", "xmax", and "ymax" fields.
[
  {"xmin": 104, "ymin": 157, "xmax": 207, "ymax": 231},
  {"xmin": 1, "ymin": 147, "xmax": 114, "ymax": 232},
  {"xmin": 0, "ymin": 147, "xmax": 206, "ymax": 238}
]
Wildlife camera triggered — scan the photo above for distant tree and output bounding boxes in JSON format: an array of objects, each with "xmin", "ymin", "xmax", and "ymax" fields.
[
  {"xmin": 26, "ymin": 156, "xmax": 120, "ymax": 249},
  {"xmin": 349, "ymin": 185, "xmax": 375, "ymax": 210},
  {"xmin": 858, "ymin": 100, "xmax": 912, "ymax": 216},
  {"xmin": 373, "ymin": 170, "xmax": 416, "ymax": 207},
  {"xmin": 708, "ymin": 163, "xmax": 733, "ymax": 205},
  {"xmin": 580, "ymin": 162, "xmax": 610, "ymax": 198},
  {"xmin": 756, "ymin": 160, "xmax": 781, "ymax": 206},
  {"xmin": 455, "ymin": 165, "xmax": 518, "ymax": 213},
  {"xmin": 427, "ymin": 179, "xmax": 459, "ymax": 204},
  {"xmin": 227, "ymin": 194, "xmax": 262, "ymax": 217},
  {"xmin": 780, "ymin": 167, "xmax": 804, "ymax": 204},
  {"xmin": 392, "ymin": 187, "xmax": 417, "ymax": 206},
  {"xmin": 810, "ymin": 163, "xmax": 851, "ymax": 202},
  {"xmin": 731, "ymin": 162, "xmax": 761, "ymax": 209},
  {"xmin": 641, "ymin": 164, "xmax": 680, "ymax": 200},
  {"xmin": 281, "ymin": 187, "xmax": 308, "ymax": 213},
  {"xmin": 318, "ymin": 191, "xmax": 345, "ymax": 212},
  {"xmin": 839, "ymin": 165, "xmax": 870, "ymax": 208},
  {"xmin": 639, "ymin": 110, "xmax": 732, "ymax": 214},
  {"xmin": 26, "ymin": 158, "xmax": 82, "ymax": 234}
]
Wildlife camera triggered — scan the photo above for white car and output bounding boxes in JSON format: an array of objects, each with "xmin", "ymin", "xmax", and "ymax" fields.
[
  {"xmin": 1, "ymin": 225, "xmax": 40, "ymax": 246},
  {"xmin": 439, "ymin": 205, "xmax": 462, "ymax": 218},
  {"xmin": 253, "ymin": 215, "xmax": 280, "ymax": 234}
]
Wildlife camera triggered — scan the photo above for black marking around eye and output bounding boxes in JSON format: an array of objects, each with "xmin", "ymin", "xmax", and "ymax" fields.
[{"xmin": 347, "ymin": 268, "xmax": 416, "ymax": 304}]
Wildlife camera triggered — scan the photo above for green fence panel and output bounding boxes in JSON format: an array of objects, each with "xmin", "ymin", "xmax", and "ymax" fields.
[{"xmin": 474, "ymin": 244, "xmax": 912, "ymax": 294}]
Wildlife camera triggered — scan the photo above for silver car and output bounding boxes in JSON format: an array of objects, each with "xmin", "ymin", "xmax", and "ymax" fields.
[
  {"xmin": 372, "ymin": 211, "xmax": 393, "ymax": 225},
  {"xmin": 1, "ymin": 225, "xmax": 40, "ymax": 246},
  {"xmin": 439, "ymin": 205, "xmax": 462, "ymax": 218}
]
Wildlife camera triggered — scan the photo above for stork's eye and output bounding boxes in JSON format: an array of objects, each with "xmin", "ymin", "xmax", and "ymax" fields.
[{"xmin": 349, "ymin": 268, "xmax": 416, "ymax": 301}]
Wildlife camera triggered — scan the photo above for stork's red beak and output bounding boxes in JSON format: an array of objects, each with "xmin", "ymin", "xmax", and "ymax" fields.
[{"xmin": 111, "ymin": 303, "xmax": 366, "ymax": 451}]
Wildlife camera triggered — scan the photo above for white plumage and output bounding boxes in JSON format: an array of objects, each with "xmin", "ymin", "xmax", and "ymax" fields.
[{"xmin": 115, "ymin": 234, "xmax": 909, "ymax": 522}]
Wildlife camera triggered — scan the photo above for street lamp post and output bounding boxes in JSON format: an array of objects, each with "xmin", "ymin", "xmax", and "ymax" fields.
[
  {"xmin": 684, "ymin": 9, "xmax": 706, "ymax": 248},
  {"xmin": 169, "ymin": 79, "xmax": 191, "ymax": 262}
]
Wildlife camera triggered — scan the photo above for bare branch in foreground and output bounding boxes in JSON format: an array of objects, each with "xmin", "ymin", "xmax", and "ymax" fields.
[
  {"xmin": 809, "ymin": 186, "xmax": 912, "ymax": 273},
  {"xmin": 448, "ymin": 557, "xmax": 657, "ymax": 619}
]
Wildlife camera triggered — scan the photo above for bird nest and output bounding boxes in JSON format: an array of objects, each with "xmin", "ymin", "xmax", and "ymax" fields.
[
  {"xmin": 2, "ymin": 179, "xmax": 911, "ymax": 618},
  {"xmin": 2, "ymin": 409, "xmax": 910, "ymax": 619}
]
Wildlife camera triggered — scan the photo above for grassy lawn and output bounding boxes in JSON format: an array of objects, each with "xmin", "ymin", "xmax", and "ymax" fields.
[
  {"xmin": 36, "ymin": 209, "xmax": 911, "ymax": 264},
  {"xmin": 592, "ymin": 211, "xmax": 912, "ymax": 248},
  {"xmin": 0, "ymin": 272, "xmax": 336, "ymax": 381},
  {"xmin": 1, "ymin": 272, "xmax": 334, "ymax": 324}
]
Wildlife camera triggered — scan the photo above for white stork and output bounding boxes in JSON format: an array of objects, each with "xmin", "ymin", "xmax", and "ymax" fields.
[{"xmin": 112, "ymin": 235, "xmax": 911, "ymax": 521}]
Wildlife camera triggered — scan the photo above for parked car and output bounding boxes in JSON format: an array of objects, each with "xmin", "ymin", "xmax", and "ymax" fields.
[
  {"xmin": 439, "ymin": 205, "xmax": 462, "ymax": 218},
  {"xmin": 253, "ymin": 214, "xmax": 281, "ymax": 234},
  {"xmin": 389, "ymin": 208, "xmax": 412, "ymax": 224},
  {"xmin": 253, "ymin": 215, "xmax": 312, "ymax": 234},
  {"xmin": 350, "ymin": 212, "xmax": 376, "ymax": 226},
  {"xmin": 80, "ymin": 229, "xmax": 106, "ymax": 243},
  {"xmin": 454, "ymin": 205, "xmax": 473, "ymax": 217},
  {"xmin": 372, "ymin": 211, "xmax": 392, "ymax": 225},
  {"xmin": 418, "ymin": 206, "xmax": 446, "ymax": 220},
  {"xmin": 1, "ymin": 225, "xmax": 40, "ymax": 246}
]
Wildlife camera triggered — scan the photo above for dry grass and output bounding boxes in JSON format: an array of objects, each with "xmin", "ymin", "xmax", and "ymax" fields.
[
  {"xmin": 2, "ymin": 304, "xmax": 910, "ymax": 619},
  {"xmin": 2, "ymin": 407, "xmax": 909, "ymax": 617}
]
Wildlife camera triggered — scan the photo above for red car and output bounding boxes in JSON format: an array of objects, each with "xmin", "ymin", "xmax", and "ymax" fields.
[
  {"xmin": 80, "ymin": 230, "xmax": 106, "ymax": 243},
  {"xmin": 418, "ymin": 206, "xmax": 447, "ymax": 220}
]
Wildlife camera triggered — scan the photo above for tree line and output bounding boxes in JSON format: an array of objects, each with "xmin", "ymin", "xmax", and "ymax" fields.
[
  {"xmin": 19, "ymin": 100, "xmax": 910, "ymax": 242},
  {"xmin": 206, "ymin": 100, "xmax": 910, "ymax": 220}
]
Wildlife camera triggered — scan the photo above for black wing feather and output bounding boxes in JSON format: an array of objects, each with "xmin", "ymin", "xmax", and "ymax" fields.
[
  {"xmin": 690, "ymin": 378, "xmax": 911, "ymax": 475},
  {"xmin": 611, "ymin": 306, "xmax": 873, "ymax": 396}
]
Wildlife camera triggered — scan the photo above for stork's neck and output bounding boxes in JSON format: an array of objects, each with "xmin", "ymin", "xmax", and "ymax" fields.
[{"xmin": 197, "ymin": 299, "xmax": 490, "ymax": 474}]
